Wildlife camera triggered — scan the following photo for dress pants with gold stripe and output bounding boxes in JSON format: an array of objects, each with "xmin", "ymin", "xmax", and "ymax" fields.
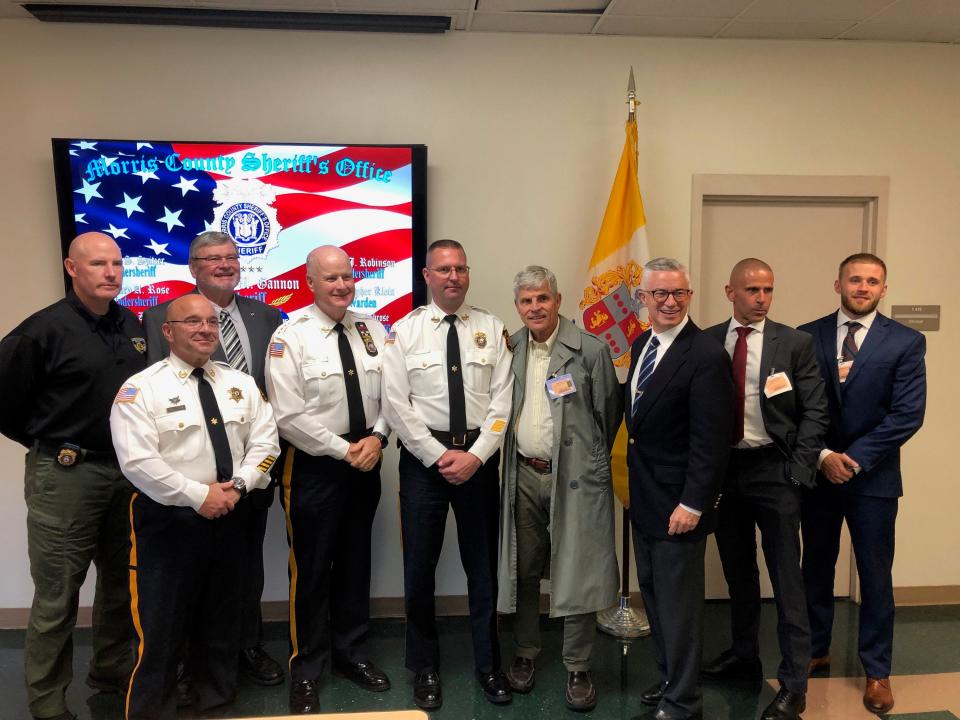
[{"xmin": 126, "ymin": 492, "xmax": 248, "ymax": 720}]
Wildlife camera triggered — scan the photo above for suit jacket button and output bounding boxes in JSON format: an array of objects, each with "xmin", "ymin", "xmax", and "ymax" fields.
[
  {"xmin": 628, "ymin": 438, "xmax": 635, "ymax": 445},
  {"xmin": 569, "ymin": 480, "xmax": 579, "ymax": 489},
  {"xmin": 564, "ymin": 438, "xmax": 572, "ymax": 447}
]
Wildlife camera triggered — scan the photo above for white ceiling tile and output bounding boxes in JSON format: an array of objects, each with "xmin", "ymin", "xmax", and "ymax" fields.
[
  {"xmin": 597, "ymin": 15, "xmax": 729, "ymax": 36},
  {"xmin": 841, "ymin": 21, "xmax": 960, "ymax": 42},
  {"xmin": 470, "ymin": 10, "xmax": 599, "ymax": 33},
  {"xmin": 869, "ymin": 0, "xmax": 960, "ymax": 23},
  {"xmin": 740, "ymin": 0, "xmax": 894, "ymax": 22},
  {"xmin": 720, "ymin": 19, "xmax": 858, "ymax": 39},
  {"xmin": 478, "ymin": 0, "xmax": 606, "ymax": 10},
  {"xmin": 605, "ymin": 0, "xmax": 752, "ymax": 19}
]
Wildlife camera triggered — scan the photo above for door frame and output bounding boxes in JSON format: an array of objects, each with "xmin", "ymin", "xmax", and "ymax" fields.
[{"xmin": 689, "ymin": 173, "xmax": 890, "ymax": 603}]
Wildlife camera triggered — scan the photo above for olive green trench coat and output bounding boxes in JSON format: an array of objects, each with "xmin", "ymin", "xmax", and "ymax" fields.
[{"xmin": 497, "ymin": 317, "xmax": 623, "ymax": 617}]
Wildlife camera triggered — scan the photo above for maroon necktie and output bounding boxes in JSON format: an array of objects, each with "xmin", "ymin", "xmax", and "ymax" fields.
[{"xmin": 733, "ymin": 326, "xmax": 753, "ymax": 443}]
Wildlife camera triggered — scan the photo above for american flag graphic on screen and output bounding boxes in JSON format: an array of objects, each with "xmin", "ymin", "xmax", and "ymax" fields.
[{"xmin": 62, "ymin": 139, "xmax": 417, "ymax": 328}]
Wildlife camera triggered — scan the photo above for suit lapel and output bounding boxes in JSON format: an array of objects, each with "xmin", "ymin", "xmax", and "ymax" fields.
[
  {"xmin": 844, "ymin": 313, "xmax": 889, "ymax": 390},
  {"xmin": 758, "ymin": 320, "xmax": 779, "ymax": 412},
  {"xmin": 625, "ymin": 330, "xmax": 646, "ymax": 433},
  {"xmin": 819, "ymin": 313, "xmax": 842, "ymax": 403},
  {"xmin": 631, "ymin": 322, "xmax": 695, "ymax": 428},
  {"xmin": 511, "ymin": 330, "xmax": 528, "ymax": 413}
]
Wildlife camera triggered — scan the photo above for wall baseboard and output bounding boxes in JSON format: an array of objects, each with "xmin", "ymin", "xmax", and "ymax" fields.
[{"xmin": 2, "ymin": 588, "xmax": 956, "ymax": 630}]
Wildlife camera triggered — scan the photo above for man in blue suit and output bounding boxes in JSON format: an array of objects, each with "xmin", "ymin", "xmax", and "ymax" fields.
[{"xmin": 798, "ymin": 253, "xmax": 926, "ymax": 716}]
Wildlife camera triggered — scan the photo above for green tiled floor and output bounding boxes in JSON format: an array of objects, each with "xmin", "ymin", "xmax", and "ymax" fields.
[{"xmin": 1, "ymin": 601, "xmax": 958, "ymax": 719}]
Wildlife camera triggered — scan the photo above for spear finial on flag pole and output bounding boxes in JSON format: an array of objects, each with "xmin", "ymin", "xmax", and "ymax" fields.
[{"xmin": 627, "ymin": 66, "xmax": 638, "ymax": 120}]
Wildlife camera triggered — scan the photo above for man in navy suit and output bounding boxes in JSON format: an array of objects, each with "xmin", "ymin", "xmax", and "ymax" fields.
[
  {"xmin": 142, "ymin": 231, "xmax": 284, "ymax": 694},
  {"xmin": 704, "ymin": 259, "xmax": 828, "ymax": 720},
  {"xmin": 799, "ymin": 253, "xmax": 926, "ymax": 715},
  {"xmin": 626, "ymin": 257, "xmax": 735, "ymax": 720}
]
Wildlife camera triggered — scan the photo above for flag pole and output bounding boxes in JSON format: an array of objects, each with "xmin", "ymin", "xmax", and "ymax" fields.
[{"xmin": 596, "ymin": 66, "xmax": 651, "ymax": 640}]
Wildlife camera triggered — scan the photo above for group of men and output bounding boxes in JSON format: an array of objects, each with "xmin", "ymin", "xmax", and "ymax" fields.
[{"xmin": 0, "ymin": 229, "xmax": 925, "ymax": 720}]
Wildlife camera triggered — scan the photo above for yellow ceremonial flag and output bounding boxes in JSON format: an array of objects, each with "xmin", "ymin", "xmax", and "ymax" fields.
[{"xmin": 577, "ymin": 116, "xmax": 650, "ymax": 507}]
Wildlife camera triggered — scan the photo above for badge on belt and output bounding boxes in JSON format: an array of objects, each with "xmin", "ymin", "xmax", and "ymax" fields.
[
  {"xmin": 57, "ymin": 443, "xmax": 80, "ymax": 467},
  {"xmin": 355, "ymin": 322, "xmax": 378, "ymax": 356}
]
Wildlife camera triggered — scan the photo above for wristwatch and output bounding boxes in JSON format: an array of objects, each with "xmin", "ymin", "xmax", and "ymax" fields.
[
  {"xmin": 231, "ymin": 476, "xmax": 248, "ymax": 498},
  {"xmin": 372, "ymin": 431, "xmax": 388, "ymax": 449}
]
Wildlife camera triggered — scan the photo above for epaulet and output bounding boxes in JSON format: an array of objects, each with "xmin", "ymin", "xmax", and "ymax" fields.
[
  {"xmin": 468, "ymin": 304, "xmax": 492, "ymax": 315},
  {"xmin": 144, "ymin": 359, "xmax": 170, "ymax": 378},
  {"xmin": 393, "ymin": 306, "xmax": 426, "ymax": 329},
  {"xmin": 350, "ymin": 310, "xmax": 374, "ymax": 321},
  {"xmin": 212, "ymin": 360, "xmax": 232, "ymax": 369},
  {"xmin": 273, "ymin": 316, "xmax": 305, "ymax": 336}
]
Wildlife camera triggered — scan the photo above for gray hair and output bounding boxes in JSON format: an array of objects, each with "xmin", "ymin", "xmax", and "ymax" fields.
[
  {"xmin": 189, "ymin": 231, "xmax": 236, "ymax": 260},
  {"xmin": 642, "ymin": 256, "xmax": 690, "ymax": 286},
  {"xmin": 512, "ymin": 265, "xmax": 558, "ymax": 299}
]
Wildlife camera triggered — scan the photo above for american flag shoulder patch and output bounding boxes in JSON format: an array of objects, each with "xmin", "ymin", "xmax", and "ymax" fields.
[
  {"xmin": 257, "ymin": 455, "xmax": 277, "ymax": 473},
  {"xmin": 114, "ymin": 385, "xmax": 138, "ymax": 403},
  {"xmin": 385, "ymin": 331, "xmax": 396, "ymax": 345},
  {"xmin": 269, "ymin": 341, "xmax": 285, "ymax": 358}
]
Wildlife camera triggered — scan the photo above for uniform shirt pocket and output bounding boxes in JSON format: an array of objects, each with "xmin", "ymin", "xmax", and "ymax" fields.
[
  {"xmin": 463, "ymin": 348, "xmax": 495, "ymax": 390},
  {"xmin": 361, "ymin": 355, "xmax": 383, "ymax": 400},
  {"xmin": 405, "ymin": 351, "xmax": 445, "ymax": 397},
  {"xmin": 156, "ymin": 413, "xmax": 205, "ymax": 461},
  {"xmin": 303, "ymin": 358, "xmax": 346, "ymax": 405}
]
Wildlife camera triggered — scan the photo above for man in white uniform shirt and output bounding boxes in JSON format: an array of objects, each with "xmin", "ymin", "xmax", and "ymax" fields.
[
  {"xmin": 266, "ymin": 245, "xmax": 391, "ymax": 714},
  {"xmin": 381, "ymin": 239, "xmax": 513, "ymax": 710},
  {"xmin": 111, "ymin": 294, "xmax": 280, "ymax": 720}
]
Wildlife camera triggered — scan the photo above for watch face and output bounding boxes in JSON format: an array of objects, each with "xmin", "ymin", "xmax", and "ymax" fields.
[{"xmin": 233, "ymin": 477, "xmax": 246, "ymax": 495}]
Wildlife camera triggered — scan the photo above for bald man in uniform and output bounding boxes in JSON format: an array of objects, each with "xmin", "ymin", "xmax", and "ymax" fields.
[{"xmin": 0, "ymin": 233, "xmax": 147, "ymax": 720}]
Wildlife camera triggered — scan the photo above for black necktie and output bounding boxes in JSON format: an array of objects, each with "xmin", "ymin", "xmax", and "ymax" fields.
[
  {"xmin": 192, "ymin": 367, "xmax": 233, "ymax": 481},
  {"xmin": 444, "ymin": 314, "xmax": 467, "ymax": 439},
  {"xmin": 335, "ymin": 323, "xmax": 367, "ymax": 437}
]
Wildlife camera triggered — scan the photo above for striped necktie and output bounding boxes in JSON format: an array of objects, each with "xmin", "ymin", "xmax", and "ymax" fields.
[
  {"xmin": 632, "ymin": 335, "xmax": 660, "ymax": 417},
  {"xmin": 219, "ymin": 310, "xmax": 249, "ymax": 373},
  {"xmin": 841, "ymin": 321, "xmax": 862, "ymax": 363}
]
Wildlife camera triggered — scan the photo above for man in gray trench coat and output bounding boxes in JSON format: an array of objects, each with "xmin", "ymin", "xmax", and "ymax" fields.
[{"xmin": 497, "ymin": 265, "xmax": 623, "ymax": 711}]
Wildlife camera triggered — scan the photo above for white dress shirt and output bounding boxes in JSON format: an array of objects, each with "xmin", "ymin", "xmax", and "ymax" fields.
[
  {"xmin": 110, "ymin": 353, "xmax": 280, "ymax": 511},
  {"xmin": 381, "ymin": 302, "xmax": 513, "ymax": 468},
  {"xmin": 723, "ymin": 317, "xmax": 773, "ymax": 449},
  {"xmin": 629, "ymin": 315, "xmax": 689, "ymax": 402},
  {"xmin": 515, "ymin": 323, "xmax": 559, "ymax": 461},
  {"xmin": 265, "ymin": 305, "xmax": 389, "ymax": 460}
]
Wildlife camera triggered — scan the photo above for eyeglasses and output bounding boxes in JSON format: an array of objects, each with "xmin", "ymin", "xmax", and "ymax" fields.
[
  {"xmin": 191, "ymin": 254, "xmax": 240, "ymax": 264},
  {"xmin": 642, "ymin": 289, "xmax": 692, "ymax": 302},
  {"xmin": 166, "ymin": 318, "xmax": 220, "ymax": 329},
  {"xmin": 427, "ymin": 265, "xmax": 470, "ymax": 276}
]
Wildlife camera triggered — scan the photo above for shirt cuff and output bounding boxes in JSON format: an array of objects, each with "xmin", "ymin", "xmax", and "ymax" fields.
[
  {"xmin": 185, "ymin": 482, "xmax": 210, "ymax": 512},
  {"xmin": 679, "ymin": 503, "xmax": 702, "ymax": 517},
  {"xmin": 817, "ymin": 448, "xmax": 833, "ymax": 468}
]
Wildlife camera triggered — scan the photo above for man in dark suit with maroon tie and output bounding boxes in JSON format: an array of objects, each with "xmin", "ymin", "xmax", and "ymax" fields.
[
  {"xmin": 626, "ymin": 257, "xmax": 735, "ymax": 720},
  {"xmin": 799, "ymin": 253, "xmax": 926, "ymax": 715},
  {"xmin": 703, "ymin": 259, "xmax": 828, "ymax": 720}
]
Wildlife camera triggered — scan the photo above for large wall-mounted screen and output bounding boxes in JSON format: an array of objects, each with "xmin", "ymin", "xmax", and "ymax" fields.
[{"xmin": 52, "ymin": 139, "xmax": 428, "ymax": 329}]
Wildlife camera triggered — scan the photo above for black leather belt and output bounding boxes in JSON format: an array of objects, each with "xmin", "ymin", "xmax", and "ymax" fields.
[
  {"xmin": 732, "ymin": 444, "xmax": 778, "ymax": 453},
  {"xmin": 429, "ymin": 428, "xmax": 481, "ymax": 449},
  {"xmin": 518, "ymin": 453, "xmax": 552, "ymax": 474},
  {"xmin": 34, "ymin": 440, "xmax": 117, "ymax": 467}
]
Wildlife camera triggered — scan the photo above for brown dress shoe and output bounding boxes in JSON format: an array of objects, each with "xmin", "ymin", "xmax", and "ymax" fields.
[
  {"xmin": 864, "ymin": 677, "xmax": 894, "ymax": 714},
  {"xmin": 506, "ymin": 657, "xmax": 535, "ymax": 693},
  {"xmin": 807, "ymin": 655, "xmax": 831, "ymax": 675},
  {"xmin": 565, "ymin": 671, "xmax": 597, "ymax": 712}
]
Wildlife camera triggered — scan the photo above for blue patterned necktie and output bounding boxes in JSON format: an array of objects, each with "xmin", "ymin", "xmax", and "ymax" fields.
[{"xmin": 632, "ymin": 335, "xmax": 660, "ymax": 417}]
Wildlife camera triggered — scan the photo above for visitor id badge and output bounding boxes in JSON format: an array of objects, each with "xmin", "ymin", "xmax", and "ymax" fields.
[
  {"xmin": 546, "ymin": 373, "xmax": 576, "ymax": 399},
  {"xmin": 838, "ymin": 360, "xmax": 853, "ymax": 383},
  {"xmin": 764, "ymin": 371, "xmax": 793, "ymax": 398}
]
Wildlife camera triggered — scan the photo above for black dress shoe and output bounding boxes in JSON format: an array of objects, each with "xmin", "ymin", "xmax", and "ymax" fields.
[
  {"xmin": 477, "ymin": 670, "xmax": 513, "ymax": 705},
  {"xmin": 333, "ymin": 660, "xmax": 391, "ymax": 692},
  {"xmin": 506, "ymin": 657, "xmax": 535, "ymax": 693},
  {"xmin": 631, "ymin": 709, "xmax": 702, "ymax": 720},
  {"xmin": 240, "ymin": 645, "xmax": 284, "ymax": 686},
  {"xmin": 566, "ymin": 671, "xmax": 597, "ymax": 712},
  {"xmin": 413, "ymin": 671, "xmax": 442, "ymax": 710},
  {"xmin": 289, "ymin": 679, "xmax": 320, "ymax": 714},
  {"xmin": 641, "ymin": 680, "xmax": 667, "ymax": 706},
  {"xmin": 761, "ymin": 687, "xmax": 806, "ymax": 720},
  {"xmin": 702, "ymin": 649, "xmax": 762, "ymax": 679}
]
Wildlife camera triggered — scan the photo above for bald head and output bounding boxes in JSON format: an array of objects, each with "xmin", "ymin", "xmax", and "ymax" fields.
[
  {"xmin": 64, "ymin": 232, "xmax": 123, "ymax": 315},
  {"xmin": 306, "ymin": 245, "xmax": 355, "ymax": 321},
  {"xmin": 725, "ymin": 258, "xmax": 774, "ymax": 326},
  {"xmin": 162, "ymin": 294, "xmax": 220, "ymax": 367},
  {"xmin": 729, "ymin": 258, "xmax": 773, "ymax": 285}
]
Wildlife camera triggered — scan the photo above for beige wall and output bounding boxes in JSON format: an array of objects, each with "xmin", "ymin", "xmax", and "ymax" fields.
[{"xmin": 0, "ymin": 20, "xmax": 956, "ymax": 609}]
